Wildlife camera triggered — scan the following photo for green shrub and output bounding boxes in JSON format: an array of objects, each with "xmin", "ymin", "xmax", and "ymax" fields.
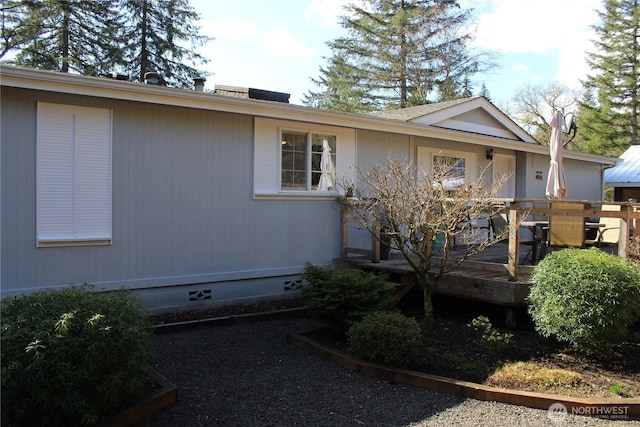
[
  {"xmin": 466, "ymin": 315, "xmax": 513, "ymax": 351},
  {"xmin": 300, "ymin": 264, "xmax": 395, "ymax": 327},
  {"xmin": 1, "ymin": 285, "xmax": 153, "ymax": 426},
  {"xmin": 347, "ymin": 311, "xmax": 422, "ymax": 365},
  {"xmin": 528, "ymin": 248, "xmax": 640, "ymax": 352}
]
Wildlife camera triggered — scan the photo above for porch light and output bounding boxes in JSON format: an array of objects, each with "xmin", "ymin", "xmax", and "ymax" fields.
[{"xmin": 486, "ymin": 148, "xmax": 494, "ymax": 160}]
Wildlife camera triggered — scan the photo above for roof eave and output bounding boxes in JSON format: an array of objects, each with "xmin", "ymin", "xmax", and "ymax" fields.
[{"xmin": 0, "ymin": 65, "xmax": 617, "ymax": 165}]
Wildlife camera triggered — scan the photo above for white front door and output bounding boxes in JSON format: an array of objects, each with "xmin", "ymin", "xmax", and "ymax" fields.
[{"xmin": 493, "ymin": 154, "xmax": 516, "ymax": 199}]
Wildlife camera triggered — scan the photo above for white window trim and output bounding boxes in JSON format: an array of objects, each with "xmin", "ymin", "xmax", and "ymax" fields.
[
  {"xmin": 36, "ymin": 102, "xmax": 113, "ymax": 247},
  {"xmin": 254, "ymin": 117, "xmax": 356, "ymax": 198}
]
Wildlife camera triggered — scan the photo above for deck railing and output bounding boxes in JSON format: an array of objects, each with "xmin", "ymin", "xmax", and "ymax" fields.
[{"xmin": 339, "ymin": 198, "xmax": 640, "ymax": 282}]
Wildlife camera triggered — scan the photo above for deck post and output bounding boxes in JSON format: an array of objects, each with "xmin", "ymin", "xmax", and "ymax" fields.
[
  {"xmin": 618, "ymin": 203, "xmax": 631, "ymax": 259},
  {"xmin": 507, "ymin": 201, "xmax": 521, "ymax": 281},
  {"xmin": 372, "ymin": 217, "xmax": 381, "ymax": 263},
  {"xmin": 340, "ymin": 202, "xmax": 348, "ymax": 258}
]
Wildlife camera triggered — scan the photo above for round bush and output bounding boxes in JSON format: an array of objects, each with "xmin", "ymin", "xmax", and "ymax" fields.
[
  {"xmin": 528, "ymin": 248, "xmax": 640, "ymax": 351},
  {"xmin": 1, "ymin": 285, "xmax": 153, "ymax": 426},
  {"xmin": 347, "ymin": 311, "xmax": 422, "ymax": 365},
  {"xmin": 300, "ymin": 263, "xmax": 395, "ymax": 327}
]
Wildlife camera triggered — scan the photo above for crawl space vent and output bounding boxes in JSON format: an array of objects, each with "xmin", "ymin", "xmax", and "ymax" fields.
[{"xmin": 188, "ymin": 289, "xmax": 212, "ymax": 302}]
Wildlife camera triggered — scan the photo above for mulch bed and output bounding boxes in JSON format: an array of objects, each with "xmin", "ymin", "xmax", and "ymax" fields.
[{"xmin": 308, "ymin": 312, "xmax": 640, "ymax": 400}]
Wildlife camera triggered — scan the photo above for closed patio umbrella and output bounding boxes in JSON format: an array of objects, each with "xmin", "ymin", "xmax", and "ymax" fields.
[
  {"xmin": 317, "ymin": 139, "xmax": 334, "ymax": 191},
  {"xmin": 546, "ymin": 110, "xmax": 567, "ymax": 200}
]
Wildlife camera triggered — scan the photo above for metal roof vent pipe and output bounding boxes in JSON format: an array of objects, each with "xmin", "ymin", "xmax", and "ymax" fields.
[
  {"xmin": 144, "ymin": 71, "xmax": 161, "ymax": 85},
  {"xmin": 194, "ymin": 78, "xmax": 206, "ymax": 92}
]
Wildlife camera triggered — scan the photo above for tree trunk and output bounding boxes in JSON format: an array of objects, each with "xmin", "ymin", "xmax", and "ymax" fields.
[
  {"xmin": 417, "ymin": 273, "xmax": 435, "ymax": 326},
  {"xmin": 61, "ymin": 1, "xmax": 70, "ymax": 73},
  {"xmin": 423, "ymin": 286, "xmax": 434, "ymax": 327},
  {"xmin": 139, "ymin": 0, "xmax": 149, "ymax": 82}
]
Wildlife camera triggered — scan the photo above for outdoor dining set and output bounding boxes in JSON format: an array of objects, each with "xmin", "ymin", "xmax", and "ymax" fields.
[{"xmin": 487, "ymin": 201, "xmax": 629, "ymax": 266}]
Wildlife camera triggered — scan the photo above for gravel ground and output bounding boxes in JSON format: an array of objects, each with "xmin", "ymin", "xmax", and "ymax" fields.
[{"xmin": 138, "ymin": 316, "xmax": 640, "ymax": 427}]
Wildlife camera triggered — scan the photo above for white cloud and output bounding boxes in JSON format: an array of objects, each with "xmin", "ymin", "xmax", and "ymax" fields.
[
  {"xmin": 512, "ymin": 63, "xmax": 528, "ymax": 73},
  {"xmin": 472, "ymin": 0, "xmax": 600, "ymax": 52},
  {"xmin": 207, "ymin": 18, "xmax": 317, "ymax": 59},
  {"xmin": 261, "ymin": 29, "xmax": 318, "ymax": 58},
  {"xmin": 303, "ymin": 0, "xmax": 349, "ymax": 26},
  {"xmin": 208, "ymin": 19, "xmax": 261, "ymax": 40},
  {"xmin": 467, "ymin": 0, "xmax": 601, "ymax": 93}
]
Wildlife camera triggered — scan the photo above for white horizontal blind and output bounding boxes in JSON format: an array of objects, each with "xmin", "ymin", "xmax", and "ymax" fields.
[{"xmin": 37, "ymin": 102, "xmax": 112, "ymax": 245}]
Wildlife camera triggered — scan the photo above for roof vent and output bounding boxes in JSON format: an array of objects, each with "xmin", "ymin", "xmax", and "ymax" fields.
[
  {"xmin": 108, "ymin": 72, "xmax": 129, "ymax": 81},
  {"xmin": 214, "ymin": 85, "xmax": 290, "ymax": 103},
  {"xmin": 248, "ymin": 88, "xmax": 290, "ymax": 103},
  {"xmin": 194, "ymin": 78, "xmax": 206, "ymax": 92},
  {"xmin": 144, "ymin": 71, "xmax": 162, "ymax": 85}
]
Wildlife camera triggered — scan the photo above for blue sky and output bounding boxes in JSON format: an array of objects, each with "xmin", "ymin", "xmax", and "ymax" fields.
[{"xmin": 190, "ymin": 0, "xmax": 602, "ymax": 109}]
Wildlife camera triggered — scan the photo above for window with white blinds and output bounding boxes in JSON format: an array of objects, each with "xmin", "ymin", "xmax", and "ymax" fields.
[{"xmin": 37, "ymin": 102, "xmax": 112, "ymax": 246}]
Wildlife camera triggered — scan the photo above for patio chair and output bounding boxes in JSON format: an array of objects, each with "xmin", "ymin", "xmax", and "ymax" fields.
[
  {"xmin": 586, "ymin": 204, "xmax": 620, "ymax": 247},
  {"xmin": 547, "ymin": 202, "xmax": 586, "ymax": 249}
]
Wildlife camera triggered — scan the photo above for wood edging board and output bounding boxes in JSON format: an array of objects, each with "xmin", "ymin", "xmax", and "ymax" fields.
[
  {"xmin": 287, "ymin": 329, "xmax": 640, "ymax": 417},
  {"xmin": 153, "ymin": 307, "xmax": 308, "ymax": 334},
  {"xmin": 101, "ymin": 366, "xmax": 177, "ymax": 427}
]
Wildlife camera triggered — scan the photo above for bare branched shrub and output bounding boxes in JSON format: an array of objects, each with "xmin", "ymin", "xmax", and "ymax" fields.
[
  {"xmin": 340, "ymin": 159, "xmax": 511, "ymax": 324},
  {"xmin": 629, "ymin": 235, "xmax": 640, "ymax": 264}
]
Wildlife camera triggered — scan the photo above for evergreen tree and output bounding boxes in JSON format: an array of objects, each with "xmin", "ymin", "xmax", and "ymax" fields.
[
  {"xmin": 11, "ymin": 0, "xmax": 121, "ymax": 75},
  {"xmin": 3, "ymin": 0, "xmax": 210, "ymax": 88},
  {"xmin": 304, "ymin": 0, "xmax": 494, "ymax": 112},
  {"xmin": 478, "ymin": 82, "xmax": 492, "ymax": 102},
  {"xmin": 578, "ymin": 0, "xmax": 639, "ymax": 157},
  {"xmin": 1, "ymin": 0, "xmax": 41, "ymax": 58},
  {"xmin": 118, "ymin": 0, "xmax": 210, "ymax": 88},
  {"xmin": 302, "ymin": 53, "xmax": 379, "ymax": 113}
]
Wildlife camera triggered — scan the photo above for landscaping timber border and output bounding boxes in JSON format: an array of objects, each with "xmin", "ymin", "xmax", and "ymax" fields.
[
  {"xmin": 287, "ymin": 328, "xmax": 640, "ymax": 417},
  {"xmin": 102, "ymin": 366, "xmax": 177, "ymax": 427}
]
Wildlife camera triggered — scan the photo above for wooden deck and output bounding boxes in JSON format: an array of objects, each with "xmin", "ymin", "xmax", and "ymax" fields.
[
  {"xmin": 337, "ymin": 200, "xmax": 638, "ymax": 325},
  {"xmin": 337, "ymin": 243, "xmax": 533, "ymax": 306}
]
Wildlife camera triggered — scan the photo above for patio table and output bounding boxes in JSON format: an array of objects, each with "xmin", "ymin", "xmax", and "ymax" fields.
[{"xmin": 521, "ymin": 220, "xmax": 604, "ymax": 263}]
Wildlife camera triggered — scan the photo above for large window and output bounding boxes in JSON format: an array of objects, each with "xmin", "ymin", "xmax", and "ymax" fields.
[
  {"xmin": 433, "ymin": 154, "xmax": 466, "ymax": 190},
  {"xmin": 416, "ymin": 147, "xmax": 477, "ymax": 191},
  {"xmin": 36, "ymin": 102, "xmax": 112, "ymax": 246},
  {"xmin": 253, "ymin": 117, "xmax": 355, "ymax": 197},
  {"xmin": 281, "ymin": 132, "xmax": 336, "ymax": 191}
]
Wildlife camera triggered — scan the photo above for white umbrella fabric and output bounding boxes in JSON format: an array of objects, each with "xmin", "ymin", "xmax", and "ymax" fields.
[
  {"xmin": 546, "ymin": 110, "xmax": 567, "ymax": 200},
  {"xmin": 317, "ymin": 139, "xmax": 334, "ymax": 191}
]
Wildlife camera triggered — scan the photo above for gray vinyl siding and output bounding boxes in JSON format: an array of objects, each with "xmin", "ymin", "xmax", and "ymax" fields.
[
  {"xmin": 356, "ymin": 129, "xmax": 411, "ymax": 167},
  {"xmin": 1, "ymin": 87, "xmax": 340, "ymax": 294}
]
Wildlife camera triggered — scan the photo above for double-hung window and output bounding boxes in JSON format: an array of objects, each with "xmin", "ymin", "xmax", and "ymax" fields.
[
  {"xmin": 281, "ymin": 132, "xmax": 336, "ymax": 191},
  {"xmin": 36, "ymin": 102, "xmax": 112, "ymax": 246},
  {"xmin": 253, "ymin": 117, "xmax": 355, "ymax": 197}
]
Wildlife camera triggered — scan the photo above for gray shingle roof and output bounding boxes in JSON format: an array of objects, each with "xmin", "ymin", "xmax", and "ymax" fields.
[
  {"xmin": 604, "ymin": 145, "xmax": 640, "ymax": 185},
  {"xmin": 371, "ymin": 97, "xmax": 480, "ymax": 121}
]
